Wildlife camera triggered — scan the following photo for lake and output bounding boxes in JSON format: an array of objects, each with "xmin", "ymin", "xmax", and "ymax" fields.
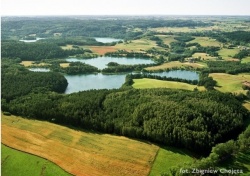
[
  {"xmin": 19, "ymin": 38, "xmax": 45, "ymax": 43},
  {"xmin": 66, "ymin": 57, "xmax": 155, "ymax": 69},
  {"xmin": 94, "ymin": 37, "xmax": 122, "ymax": 43},
  {"xmin": 64, "ymin": 73, "xmax": 127, "ymax": 94},
  {"xmin": 29, "ymin": 68, "xmax": 50, "ymax": 72},
  {"xmin": 150, "ymin": 70, "xmax": 199, "ymax": 81}
]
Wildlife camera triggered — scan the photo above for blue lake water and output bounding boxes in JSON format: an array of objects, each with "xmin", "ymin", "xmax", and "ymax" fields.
[
  {"xmin": 28, "ymin": 57, "xmax": 199, "ymax": 93},
  {"xmin": 19, "ymin": 38, "xmax": 45, "ymax": 43},
  {"xmin": 66, "ymin": 57, "xmax": 155, "ymax": 69},
  {"xmin": 94, "ymin": 37, "xmax": 122, "ymax": 43},
  {"xmin": 150, "ymin": 70, "xmax": 199, "ymax": 81},
  {"xmin": 29, "ymin": 68, "xmax": 50, "ymax": 72},
  {"xmin": 64, "ymin": 73, "xmax": 127, "ymax": 94}
]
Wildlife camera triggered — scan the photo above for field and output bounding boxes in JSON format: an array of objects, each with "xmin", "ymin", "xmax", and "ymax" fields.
[
  {"xmin": 60, "ymin": 63, "xmax": 70, "ymax": 68},
  {"xmin": 218, "ymin": 48, "xmax": 240, "ymax": 61},
  {"xmin": 192, "ymin": 52, "xmax": 217, "ymax": 61},
  {"xmin": 242, "ymin": 56, "xmax": 250, "ymax": 63},
  {"xmin": 21, "ymin": 61, "xmax": 50, "ymax": 67},
  {"xmin": 243, "ymin": 101, "xmax": 250, "ymax": 111},
  {"xmin": 187, "ymin": 37, "xmax": 221, "ymax": 47},
  {"xmin": 114, "ymin": 38, "xmax": 160, "ymax": 52},
  {"xmin": 156, "ymin": 35, "xmax": 177, "ymax": 45},
  {"xmin": 133, "ymin": 78, "xmax": 205, "ymax": 91},
  {"xmin": 2, "ymin": 113, "xmax": 159, "ymax": 176},
  {"xmin": 210, "ymin": 73, "xmax": 250, "ymax": 93},
  {"xmin": 61, "ymin": 45, "xmax": 74, "ymax": 50},
  {"xmin": 87, "ymin": 46, "xmax": 118, "ymax": 55},
  {"xmin": 1, "ymin": 144, "xmax": 71, "ymax": 176},
  {"xmin": 149, "ymin": 147, "xmax": 194, "ymax": 176},
  {"xmin": 146, "ymin": 61, "xmax": 206, "ymax": 71}
]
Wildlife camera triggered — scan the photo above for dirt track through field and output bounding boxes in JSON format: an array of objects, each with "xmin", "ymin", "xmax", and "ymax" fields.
[{"xmin": 2, "ymin": 114, "xmax": 158, "ymax": 176}]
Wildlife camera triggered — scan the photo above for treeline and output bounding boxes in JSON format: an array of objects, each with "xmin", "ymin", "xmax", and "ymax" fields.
[
  {"xmin": 51, "ymin": 62, "xmax": 99, "ymax": 75},
  {"xmin": 102, "ymin": 63, "xmax": 157, "ymax": 73},
  {"xmin": 2, "ymin": 89, "xmax": 249, "ymax": 155},
  {"xmin": 105, "ymin": 50, "xmax": 151, "ymax": 58},
  {"xmin": 2, "ymin": 17, "xmax": 211, "ymax": 40},
  {"xmin": 1, "ymin": 41, "xmax": 84, "ymax": 61},
  {"xmin": 165, "ymin": 125, "xmax": 250, "ymax": 175},
  {"xmin": 206, "ymin": 61, "xmax": 250, "ymax": 74}
]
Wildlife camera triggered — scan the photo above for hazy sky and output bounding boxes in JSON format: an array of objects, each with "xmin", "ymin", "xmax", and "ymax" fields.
[{"xmin": 1, "ymin": 0, "xmax": 250, "ymax": 16}]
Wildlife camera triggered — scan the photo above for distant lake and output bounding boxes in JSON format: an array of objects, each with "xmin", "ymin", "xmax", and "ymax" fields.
[
  {"xmin": 66, "ymin": 57, "xmax": 155, "ymax": 69},
  {"xmin": 150, "ymin": 70, "xmax": 199, "ymax": 81},
  {"xmin": 94, "ymin": 37, "xmax": 122, "ymax": 43},
  {"xmin": 29, "ymin": 68, "xmax": 50, "ymax": 72},
  {"xmin": 19, "ymin": 38, "xmax": 45, "ymax": 43},
  {"xmin": 64, "ymin": 73, "xmax": 126, "ymax": 94}
]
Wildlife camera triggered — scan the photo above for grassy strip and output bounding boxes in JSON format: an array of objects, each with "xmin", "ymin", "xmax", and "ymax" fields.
[
  {"xmin": 149, "ymin": 147, "xmax": 194, "ymax": 176},
  {"xmin": 133, "ymin": 78, "xmax": 205, "ymax": 91},
  {"xmin": 146, "ymin": 61, "xmax": 206, "ymax": 71},
  {"xmin": 1, "ymin": 144, "xmax": 71, "ymax": 176}
]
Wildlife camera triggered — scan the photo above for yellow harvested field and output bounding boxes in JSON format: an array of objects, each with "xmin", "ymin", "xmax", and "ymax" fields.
[
  {"xmin": 61, "ymin": 45, "xmax": 74, "ymax": 50},
  {"xmin": 2, "ymin": 114, "xmax": 159, "ymax": 176},
  {"xmin": 21, "ymin": 61, "xmax": 50, "ymax": 67},
  {"xmin": 60, "ymin": 63, "xmax": 70, "ymax": 68},
  {"xmin": 146, "ymin": 61, "xmax": 205, "ymax": 71},
  {"xmin": 87, "ymin": 46, "xmax": 118, "ymax": 55}
]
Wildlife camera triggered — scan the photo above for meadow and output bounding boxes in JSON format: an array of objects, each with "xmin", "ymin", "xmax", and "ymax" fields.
[
  {"xmin": 218, "ymin": 48, "xmax": 240, "ymax": 61},
  {"xmin": 187, "ymin": 37, "xmax": 221, "ymax": 47},
  {"xmin": 210, "ymin": 73, "xmax": 250, "ymax": 94},
  {"xmin": 1, "ymin": 144, "xmax": 71, "ymax": 176},
  {"xmin": 132, "ymin": 78, "xmax": 205, "ymax": 91}
]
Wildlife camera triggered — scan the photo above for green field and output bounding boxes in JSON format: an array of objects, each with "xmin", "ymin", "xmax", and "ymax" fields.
[
  {"xmin": 149, "ymin": 147, "xmax": 194, "ymax": 176},
  {"xmin": 218, "ymin": 48, "xmax": 240, "ymax": 60},
  {"xmin": 188, "ymin": 37, "xmax": 221, "ymax": 47},
  {"xmin": 114, "ymin": 38, "xmax": 160, "ymax": 52},
  {"xmin": 1, "ymin": 144, "xmax": 71, "ymax": 176},
  {"xmin": 210, "ymin": 73, "xmax": 250, "ymax": 94},
  {"xmin": 133, "ymin": 78, "xmax": 205, "ymax": 91},
  {"xmin": 242, "ymin": 56, "xmax": 250, "ymax": 63}
]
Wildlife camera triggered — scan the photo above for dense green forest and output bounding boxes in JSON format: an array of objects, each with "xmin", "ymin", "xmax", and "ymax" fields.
[
  {"xmin": 2, "ymin": 88, "xmax": 249, "ymax": 155},
  {"xmin": 1, "ymin": 40, "xmax": 84, "ymax": 60}
]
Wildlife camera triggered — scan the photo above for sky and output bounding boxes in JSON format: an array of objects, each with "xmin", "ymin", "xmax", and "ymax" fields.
[{"xmin": 1, "ymin": 0, "xmax": 250, "ymax": 16}]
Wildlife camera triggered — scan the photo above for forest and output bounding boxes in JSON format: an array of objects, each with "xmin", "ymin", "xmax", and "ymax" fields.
[{"xmin": 2, "ymin": 87, "xmax": 249, "ymax": 155}]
